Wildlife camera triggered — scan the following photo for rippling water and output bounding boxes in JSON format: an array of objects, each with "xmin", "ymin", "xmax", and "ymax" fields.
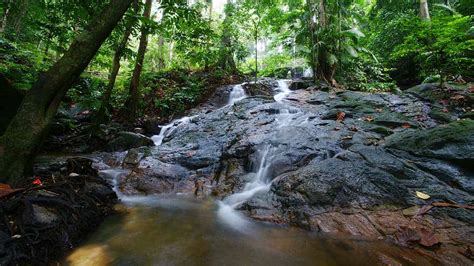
[{"xmin": 65, "ymin": 195, "xmax": 435, "ymax": 266}]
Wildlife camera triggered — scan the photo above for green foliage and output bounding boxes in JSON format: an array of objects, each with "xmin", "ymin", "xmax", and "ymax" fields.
[
  {"xmin": 391, "ymin": 15, "xmax": 473, "ymax": 83},
  {"xmin": 142, "ymin": 70, "xmax": 208, "ymax": 118},
  {"xmin": 65, "ymin": 75, "xmax": 107, "ymax": 111},
  {"xmin": 0, "ymin": 38, "xmax": 47, "ymax": 90}
]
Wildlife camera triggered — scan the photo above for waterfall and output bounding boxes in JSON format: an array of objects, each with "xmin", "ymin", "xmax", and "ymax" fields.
[
  {"xmin": 227, "ymin": 84, "xmax": 247, "ymax": 105},
  {"xmin": 151, "ymin": 116, "xmax": 196, "ymax": 146},
  {"xmin": 274, "ymin": 80, "xmax": 292, "ymax": 102},
  {"xmin": 218, "ymin": 80, "xmax": 296, "ymax": 231},
  {"xmin": 303, "ymin": 68, "xmax": 313, "ymax": 78}
]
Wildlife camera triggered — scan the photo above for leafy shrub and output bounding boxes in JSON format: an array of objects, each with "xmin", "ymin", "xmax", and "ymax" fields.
[{"xmin": 391, "ymin": 15, "xmax": 473, "ymax": 84}]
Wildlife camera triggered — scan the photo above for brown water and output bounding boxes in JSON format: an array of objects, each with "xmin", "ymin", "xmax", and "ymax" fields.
[{"xmin": 65, "ymin": 195, "xmax": 436, "ymax": 266}]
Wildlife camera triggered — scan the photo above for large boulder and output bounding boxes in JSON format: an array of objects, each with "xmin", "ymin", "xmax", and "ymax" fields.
[
  {"xmin": 385, "ymin": 119, "xmax": 474, "ymax": 161},
  {"xmin": 289, "ymin": 79, "xmax": 313, "ymax": 90},
  {"xmin": 105, "ymin": 132, "xmax": 154, "ymax": 152}
]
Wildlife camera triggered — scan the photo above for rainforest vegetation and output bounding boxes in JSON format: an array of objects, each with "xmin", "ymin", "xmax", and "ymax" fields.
[{"xmin": 0, "ymin": 0, "xmax": 473, "ymax": 265}]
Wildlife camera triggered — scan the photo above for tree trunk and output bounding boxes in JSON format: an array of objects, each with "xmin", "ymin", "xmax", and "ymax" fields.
[
  {"xmin": 124, "ymin": 0, "xmax": 152, "ymax": 122},
  {"xmin": 419, "ymin": 0, "xmax": 430, "ymax": 20},
  {"xmin": 0, "ymin": 0, "xmax": 134, "ymax": 186},
  {"xmin": 254, "ymin": 27, "xmax": 258, "ymax": 83},
  {"xmin": 95, "ymin": 2, "xmax": 138, "ymax": 124},
  {"xmin": 307, "ymin": 0, "xmax": 317, "ymax": 83},
  {"xmin": 219, "ymin": 1, "xmax": 237, "ymax": 73},
  {"xmin": 316, "ymin": 0, "xmax": 335, "ymax": 85},
  {"xmin": 0, "ymin": 0, "xmax": 12, "ymax": 33},
  {"xmin": 158, "ymin": 37, "xmax": 166, "ymax": 70}
]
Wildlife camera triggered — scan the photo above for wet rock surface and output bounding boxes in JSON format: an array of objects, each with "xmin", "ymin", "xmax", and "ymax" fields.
[
  {"xmin": 111, "ymin": 80, "xmax": 473, "ymax": 264},
  {"xmin": 105, "ymin": 131, "xmax": 154, "ymax": 152}
]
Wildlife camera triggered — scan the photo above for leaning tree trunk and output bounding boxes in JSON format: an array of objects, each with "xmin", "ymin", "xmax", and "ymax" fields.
[
  {"xmin": 124, "ymin": 0, "xmax": 152, "ymax": 122},
  {"xmin": 419, "ymin": 0, "xmax": 430, "ymax": 20},
  {"xmin": 0, "ymin": 0, "xmax": 134, "ymax": 186},
  {"xmin": 95, "ymin": 2, "xmax": 138, "ymax": 124}
]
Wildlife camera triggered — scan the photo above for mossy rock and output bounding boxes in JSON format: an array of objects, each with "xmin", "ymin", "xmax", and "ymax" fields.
[
  {"xmin": 105, "ymin": 132, "xmax": 154, "ymax": 152},
  {"xmin": 385, "ymin": 119, "xmax": 474, "ymax": 161}
]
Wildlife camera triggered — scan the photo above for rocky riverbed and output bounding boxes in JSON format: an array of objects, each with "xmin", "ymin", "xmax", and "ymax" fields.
[
  {"xmin": 13, "ymin": 79, "xmax": 472, "ymax": 264},
  {"xmin": 104, "ymin": 80, "xmax": 473, "ymax": 264}
]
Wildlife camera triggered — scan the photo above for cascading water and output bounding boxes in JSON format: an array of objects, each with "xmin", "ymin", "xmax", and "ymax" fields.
[
  {"xmin": 303, "ymin": 68, "xmax": 313, "ymax": 78},
  {"xmin": 227, "ymin": 84, "xmax": 247, "ymax": 105},
  {"xmin": 151, "ymin": 116, "xmax": 197, "ymax": 146},
  {"xmin": 102, "ymin": 83, "xmax": 249, "ymax": 202},
  {"xmin": 218, "ymin": 80, "xmax": 298, "ymax": 231},
  {"xmin": 273, "ymin": 80, "xmax": 292, "ymax": 102}
]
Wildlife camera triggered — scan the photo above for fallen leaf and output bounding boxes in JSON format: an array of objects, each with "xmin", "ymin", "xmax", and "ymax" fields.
[
  {"xmin": 375, "ymin": 108, "xmax": 383, "ymax": 112},
  {"xmin": 32, "ymin": 178, "xmax": 43, "ymax": 186},
  {"xmin": 363, "ymin": 116, "xmax": 374, "ymax": 122},
  {"xmin": 450, "ymin": 95, "xmax": 465, "ymax": 101},
  {"xmin": 341, "ymin": 135, "xmax": 353, "ymax": 140},
  {"xmin": 402, "ymin": 123, "xmax": 411, "ymax": 129},
  {"xmin": 432, "ymin": 202, "xmax": 474, "ymax": 210},
  {"xmin": 396, "ymin": 228, "xmax": 420, "ymax": 245},
  {"xmin": 402, "ymin": 206, "xmax": 420, "ymax": 217},
  {"xmin": 416, "ymin": 205, "xmax": 433, "ymax": 216},
  {"xmin": 415, "ymin": 191, "xmax": 430, "ymax": 200},
  {"xmin": 334, "ymin": 127, "xmax": 340, "ymax": 131},
  {"xmin": 442, "ymin": 108, "xmax": 449, "ymax": 113},
  {"xmin": 0, "ymin": 184, "xmax": 23, "ymax": 199},
  {"xmin": 418, "ymin": 228, "xmax": 440, "ymax": 247},
  {"xmin": 336, "ymin": 111, "xmax": 346, "ymax": 122}
]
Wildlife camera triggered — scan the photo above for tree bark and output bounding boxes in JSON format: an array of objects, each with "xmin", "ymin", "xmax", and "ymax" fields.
[
  {"xmin": 219, "ymin": 1, "xmax": 237, "ymax": 73},
  {"xmin": 158, "ymin": 37, "xmax": 166, "ymax": 70},
  {"xmin": 95, "ymin": 2, "xmax": 138, "ymax": 124},
  {"xmin": 124, "ymin": 0, "xmax": 152, "ymax": 122},
  {"xmin": 0, "ymin": 0, "xmax": 12, "ymax": 33},
  {"xmin": 307, "ymin": 0, "xmax": 317, "ymax": 83},
  {"xmin": 419, "ymin": 0, "xmax": 430, "ymax": 20},
  {"xmin": 254, "ymin": 25, "xmax": 258, "ymax": 83},
  {"xmin": 0, "ymin": 0, "xmax": 134, "ymax": 186},
  {"xmin": 315, "ymin": 0, "xmax": 335, "ymax": 85}
]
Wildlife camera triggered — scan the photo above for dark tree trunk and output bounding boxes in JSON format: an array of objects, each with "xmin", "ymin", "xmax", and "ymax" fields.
[
  {"xmin": 0, "ymin": 0, "xmax": 134, "ymax": 186},
  {"xmin": 315, "ymin": 0, "xmax": 336, "ymax": 85},
  {"xmin": 95, "ymin": 2, "xmax": 138, "ymax": 124},
  {"xmin": 158, "ymin": 37, "xmax": 166, "ymax": 70},
  {"xmin": 219, "ymin": 1, "xmax": 237, "ymax": 73},
  {"xmin": 124, "ymin": 0, "xmax": 152, "ymax": 122},
  {"xmin": 307, "ymin": 0, "xmax": 317, "ymax": 83}
]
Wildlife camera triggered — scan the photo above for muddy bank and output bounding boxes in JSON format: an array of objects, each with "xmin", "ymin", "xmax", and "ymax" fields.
[{"xmin": 0, "ymin": 158, "xmax": 117, "ymax": 265}]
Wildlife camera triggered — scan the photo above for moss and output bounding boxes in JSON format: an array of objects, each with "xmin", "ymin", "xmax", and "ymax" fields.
[{"xmin": 385, "ymin": 119, "xmax": 474, "ymax": 161}]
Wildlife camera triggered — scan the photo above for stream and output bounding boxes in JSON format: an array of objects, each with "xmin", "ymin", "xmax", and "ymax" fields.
[{"xmin": 64, "ymin": 81, "xmax": 441, "ymax": 265}]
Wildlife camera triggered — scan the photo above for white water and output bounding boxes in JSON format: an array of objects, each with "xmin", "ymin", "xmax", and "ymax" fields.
[
  {"xmin": 303, "ymin": 68, "xmax": 313, "ymax": 78},
  {"xmin": 273, "ymin": 80, "xmax": 292, "ymax": 102},
  {"xmin": 227, "ymin": 84, "xmax": 247, "ymax": 105},
  {"xmin": 218, "ymin": 80, "xmax": 296, "ymax": 231},
  {"xmin": 104, "ymin": 81, "xmax": 296, "ymax": 230},
  {"xmin": 151, "ymin": 115, "xmax": 197, "ymax": 146}
]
